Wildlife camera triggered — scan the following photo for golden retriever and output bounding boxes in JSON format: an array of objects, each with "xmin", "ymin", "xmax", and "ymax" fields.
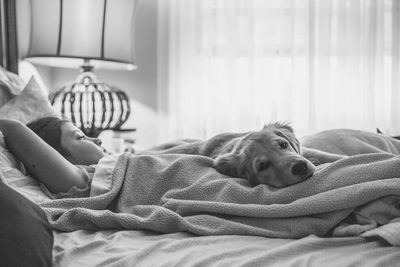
[{"xmin": 146, "ymin": 122, "xmax": 347, "ymax": 187}]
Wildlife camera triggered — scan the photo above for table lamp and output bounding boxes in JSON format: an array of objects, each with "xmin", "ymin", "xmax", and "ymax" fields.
[{"xmin": 24, "ymin": 0, "xmax": 138, "ymax": 137}]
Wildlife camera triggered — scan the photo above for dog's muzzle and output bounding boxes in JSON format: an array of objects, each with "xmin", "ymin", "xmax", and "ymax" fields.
[
  {"xmin": 291, "ymin": 160, "xmax": 309, "ymax": 176},
  {"xmin": 291, "ymin": 160, "xmax": 314, "ymax": 180}
]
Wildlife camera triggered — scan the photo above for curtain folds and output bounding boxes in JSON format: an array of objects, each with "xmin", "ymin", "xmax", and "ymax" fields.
[{"xmin": 158, "ymin": 0, "xmax": 400, "ymax": 142}]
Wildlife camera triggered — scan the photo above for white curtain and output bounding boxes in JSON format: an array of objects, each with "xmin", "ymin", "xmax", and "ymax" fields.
[{"xmin": 157, "ymin": 0, "xmax": 400, "ymax": 142}]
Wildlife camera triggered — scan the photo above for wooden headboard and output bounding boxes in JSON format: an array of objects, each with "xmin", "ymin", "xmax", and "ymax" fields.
[{"xmin": 0, "ymin": 0, "xmax": 18, "ymax": 73}]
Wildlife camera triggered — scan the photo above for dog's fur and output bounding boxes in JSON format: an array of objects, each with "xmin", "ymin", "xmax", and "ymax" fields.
[{"xmin": 146, "ymin": 122, "xmax": 327, "ymax": 187}]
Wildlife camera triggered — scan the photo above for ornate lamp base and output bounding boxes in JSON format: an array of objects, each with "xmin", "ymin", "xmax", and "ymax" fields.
[{"xmin": 50, "ymin": 61, "xmax": 131, "ymax": 137}]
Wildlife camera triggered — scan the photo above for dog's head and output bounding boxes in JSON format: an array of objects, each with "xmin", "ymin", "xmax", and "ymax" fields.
[{"xmin": 214, "ymin": 122, "xmax": 315, "ymax": 187}]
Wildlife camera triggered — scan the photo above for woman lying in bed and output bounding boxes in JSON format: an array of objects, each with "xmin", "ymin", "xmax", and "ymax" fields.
[{"xmin": 0, "ymin": 117, "xmax": 106, "ymax": 198}]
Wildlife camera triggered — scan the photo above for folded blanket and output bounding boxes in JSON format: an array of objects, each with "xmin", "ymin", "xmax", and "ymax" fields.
[{"xmin": 40, "ymin": 145, "xmax": 400, "ymax": 245}]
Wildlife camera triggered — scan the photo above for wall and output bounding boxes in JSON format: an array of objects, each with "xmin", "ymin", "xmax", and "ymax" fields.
[{"xmin": 17, "ymin": 0, "xmax": 159, "ymax": 149}]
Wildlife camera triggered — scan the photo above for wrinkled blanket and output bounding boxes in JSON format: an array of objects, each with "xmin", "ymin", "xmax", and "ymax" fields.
[{"xmin": 40, "ymin": 130, "xmax": 400, "ymax": 246}]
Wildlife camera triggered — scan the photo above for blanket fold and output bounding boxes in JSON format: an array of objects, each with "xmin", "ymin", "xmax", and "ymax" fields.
[{"xmin": 41, "ymin": 149, "xmax": 400, "ymax": 245}]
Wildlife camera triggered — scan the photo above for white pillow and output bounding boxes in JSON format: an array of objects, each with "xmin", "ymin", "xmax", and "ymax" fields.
[
  {"xmin": 0, "ymin": 76, "xmax": 58, "ymax": 124},
  {"xmin": 0, "ymin": 66, "xmax": 26, "ymax": 107},
  {"xmin": 0, "ymin": 66, "xmax": 25, "ymax": 95}
]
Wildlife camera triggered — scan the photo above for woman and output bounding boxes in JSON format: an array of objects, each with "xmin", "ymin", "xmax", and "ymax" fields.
[
  {"xmin": 0, "ymin": 117, "xmax": 109, "ymax": 266},
  {"xmin": 0, "ymin": 117, "xmax": 106, "ymax": 197}
]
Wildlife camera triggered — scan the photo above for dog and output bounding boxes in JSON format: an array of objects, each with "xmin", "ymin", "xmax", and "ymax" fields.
[
  {"xmin": 212, "ymin": 122, "xmax": 316, "ymax": 187},
  {"xmin": 146, "ymin": 122, "xmax": 336, "ymax": 188}
]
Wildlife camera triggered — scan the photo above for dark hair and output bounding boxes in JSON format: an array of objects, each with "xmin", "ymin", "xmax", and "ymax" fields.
[{"xmin": 26, "ymin": 116, "xmax": 69, "ymax": 155}]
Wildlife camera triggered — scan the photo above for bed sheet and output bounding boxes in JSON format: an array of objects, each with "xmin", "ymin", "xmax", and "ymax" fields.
[
  {"xmin": 53, "ymin": 229, "xmax": 400, "ymax": 267},
  {"xmin": 2, "ymin": 128, "xmax": 400, "ymax": 266}
]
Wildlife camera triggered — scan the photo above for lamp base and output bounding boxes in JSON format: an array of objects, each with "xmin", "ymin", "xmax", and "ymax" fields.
[{"xmin": 50, "ymin": 67, "xmax": 131, "ymax": 137}]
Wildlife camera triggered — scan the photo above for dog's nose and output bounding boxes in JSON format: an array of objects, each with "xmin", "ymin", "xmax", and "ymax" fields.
[{"xmin": 291, "ymin": 161, "xmax": 309, "ymax": 176}]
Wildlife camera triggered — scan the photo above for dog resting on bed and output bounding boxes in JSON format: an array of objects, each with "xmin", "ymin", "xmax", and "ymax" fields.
[{"xmin": 146, "ymin": 123, "xmax": 346, "ymax": 187}]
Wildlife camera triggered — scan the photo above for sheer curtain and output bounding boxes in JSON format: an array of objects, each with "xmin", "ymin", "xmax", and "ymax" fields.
[{"xmin": 157, "ymin": 0, "xmax": 400, "ymax": 142}]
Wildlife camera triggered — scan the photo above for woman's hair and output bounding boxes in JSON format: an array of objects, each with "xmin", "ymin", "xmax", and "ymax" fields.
[{"xmin": 26, "ymin": 116, "xmax": 69, "ymax": 156}]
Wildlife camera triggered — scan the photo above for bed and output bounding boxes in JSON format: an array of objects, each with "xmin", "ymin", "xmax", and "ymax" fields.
[
  {"xmin": 2, "ymin": 6, "xmax": 400, "ymax": 263},
  {"xmin": 2, "ymin": 67, "xmax": 400, "ymax": 266}
]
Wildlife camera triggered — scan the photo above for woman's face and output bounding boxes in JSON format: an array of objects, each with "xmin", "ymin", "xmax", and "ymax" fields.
[{"xmin": 60, "ymin": 122, "xmax": 106, "ymax": 165}]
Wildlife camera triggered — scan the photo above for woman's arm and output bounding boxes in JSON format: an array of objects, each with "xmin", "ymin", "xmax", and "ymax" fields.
[{"xmin": 0, "ymin": 119, "xmax": 87, "ymax": 193}]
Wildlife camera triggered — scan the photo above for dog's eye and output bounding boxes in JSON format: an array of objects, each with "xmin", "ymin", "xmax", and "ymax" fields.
[
  {"xmin": 258, "ymin": 161, "xmax": 271, "ymax": 172},
  {"xmin": 279, "ymin": 141, "xmax": 288, "ymax": 149}
]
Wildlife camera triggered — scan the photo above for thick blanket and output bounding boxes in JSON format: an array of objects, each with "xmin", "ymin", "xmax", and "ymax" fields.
[{"xmin": 40, "ymin": 130, "xmax": 400, "ymax": 245}]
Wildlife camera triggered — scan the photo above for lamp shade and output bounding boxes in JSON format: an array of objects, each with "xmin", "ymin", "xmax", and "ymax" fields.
[{"xmin": 25, "ymin": 0, "xmax": 137, "ymax": 70}]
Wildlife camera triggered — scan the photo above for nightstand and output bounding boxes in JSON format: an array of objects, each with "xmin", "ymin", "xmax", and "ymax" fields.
[{"xmin": 98, "ymin": 128, "xmax": 137, "ymax": 154}]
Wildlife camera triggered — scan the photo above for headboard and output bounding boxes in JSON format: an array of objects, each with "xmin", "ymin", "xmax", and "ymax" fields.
[{"xmin": 0, "ymin": 0, "xmax": 18, "ymax": 73}]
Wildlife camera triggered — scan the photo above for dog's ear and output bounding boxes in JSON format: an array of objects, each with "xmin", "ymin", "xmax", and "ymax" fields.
[
  {"xmin": 282, "ymin": 130, "xmax": 301, "ymax": 154},
  {"xmin": 268, "ymin": 122, "xmax": 301, "ymax": 154},
  {"xmin": 214, "ymin": 150, "xmax": 258, "ymax": 184},
  {"xmin": 214, "ymin": 152, "xmax": 242, "ymax": 178}
]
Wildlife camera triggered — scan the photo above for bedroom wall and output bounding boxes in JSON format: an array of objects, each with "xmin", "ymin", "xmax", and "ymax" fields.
[{"xmin": 16, "ymin": 0, "xmax": 158, "ymax": 149}]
